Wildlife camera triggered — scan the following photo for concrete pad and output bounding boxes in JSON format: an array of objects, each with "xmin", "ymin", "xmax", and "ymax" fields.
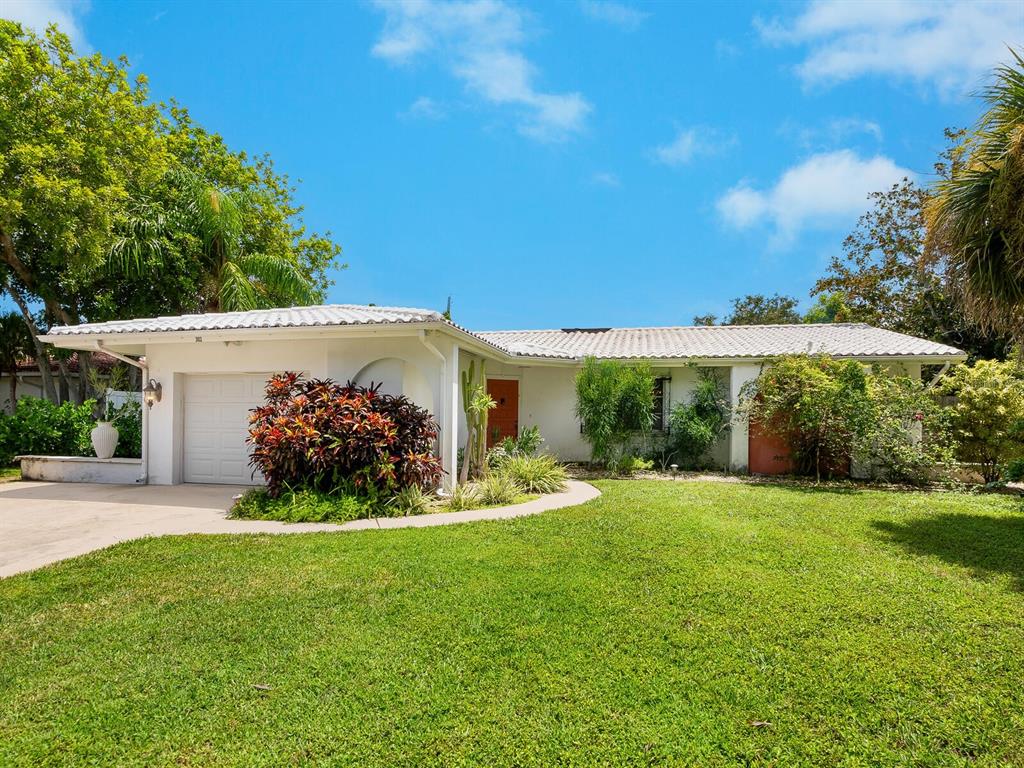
[{"xmin": 0, "ymin": 480, "xmax": 600, "ymax": 578}]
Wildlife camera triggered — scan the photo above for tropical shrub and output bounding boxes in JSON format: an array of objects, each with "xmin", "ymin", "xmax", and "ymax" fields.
[
  {"xmin": 500, "ymin": 454, "xmax": 567, "ymax": 494},
  {"xmin": 231, "ymin": 487, "xmax": 377, "ymax": 523},
  {"xmin": 476, "ymin": 472, "xmax": 522, "ymax": 506},
  {"xmin": 742, "ymin": 355, "xmax": 873, "ymax": 480},
  {"xmin": 937, "ymin": 360, "xmax": 1024, "ymax": 482},
  {"xmin": 575, "ymin": 358, "xmax": 654, "ymax": 466},
  {"xmin": 488, "ymin": 425, "xmax": 544, "ymax": 468},
  {"xmin": 0, "ymin": 397, "xmax": 96, "ymax": 464},
  {"xmin": 460, "ymin": 359, "xmax": 494, "ymax": 482},
  {"xmin": 1003, "ymin": 457, "xmax": 1024, "ymax": 482},
  {"xmin": 668, "ymin": 370, "xmax": 730, "ymax": 469},
  {"xmin": 109, "ymin": 400, "xmax": 142, "ymax": 459},
  {"xmin": 615, "ymin": 454, "xmax": 654, "ymax": 475},
  {"xmin": 386, "ymin": 484, "xmax": 433, "ymax": 517},
  {"xmin": 854, "ymin": 375, "xmax": 956, "ymax": 484},
  {"xmin": 247, "ymin": 373, "xmax": 443, "ymax": 497},
  {"xmin": 445, "ymin": 482, "xmax": 479, "ymax": 511}
]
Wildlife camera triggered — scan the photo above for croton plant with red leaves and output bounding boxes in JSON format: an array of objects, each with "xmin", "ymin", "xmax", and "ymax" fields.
[{"xmin": 248, "ymin": 372, "xmax": 443, "ymax": 497}]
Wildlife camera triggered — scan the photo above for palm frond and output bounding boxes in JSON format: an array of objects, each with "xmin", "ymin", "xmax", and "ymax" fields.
[
  {"xmin": 235, "ymin": 252, "xmax": 315, "ymax": 306},
  {"xmin": 217, "ymin": 260, "xmax": 261, "ymax": 312}
]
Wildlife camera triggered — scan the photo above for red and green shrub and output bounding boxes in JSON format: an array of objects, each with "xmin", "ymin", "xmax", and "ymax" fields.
[{"xmin": 248, "ymin": 373, "xmax": 443, "ymax": 497}]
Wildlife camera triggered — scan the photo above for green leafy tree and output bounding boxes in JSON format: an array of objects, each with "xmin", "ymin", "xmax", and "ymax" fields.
[
  {"xmin": 0, "ymin": 20, "xmax": 167, "ymax": 399},
  {"xmin": 937, "ymin": 360, "xmax": 1024, "ymax": 482},
  {"xmin": 692, "ymin": 313, "xmax": 717, "ymax": 326},
  {"xmin": 0, "ymin": 21, "xmax": 343, "ymax": 397},
  {"xmin": 575, "ymin": 358, "xmax": 654, "ymax": 466},
  {"xmin": 803, "ymin": 292, "xmax": 851, "ymax": 324},
  {"xmin": 725, "ymin": 294, "xmax": 801, "ymax": 325},
  {"xmin": 928, "ymin": 50, "xmax": 1024, "ymax": 341},
  {"xmin": 0, "ymin": 312, "xmax": 31, "ymax": 411},
  {"xmin": 815, "ymin": 172, "xmax": 1010, "ymax": 361},
  {"xmin": 741, "ymin": 355, "xmax": 873, "ymax": 481}
]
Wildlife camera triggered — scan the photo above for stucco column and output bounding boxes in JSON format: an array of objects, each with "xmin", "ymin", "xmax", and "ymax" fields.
[
  {"xmin": 729, "ymin": 363, "xmax": 761, "ymax": 474},
  {"xmin": 444, "ymin": 343, "xmax": 460, "ymax": 491}
]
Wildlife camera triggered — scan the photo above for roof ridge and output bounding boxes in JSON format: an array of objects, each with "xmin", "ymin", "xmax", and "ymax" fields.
[{"xmin": 480, "ymin": 322, "xmax": 872, "ymax": 333}]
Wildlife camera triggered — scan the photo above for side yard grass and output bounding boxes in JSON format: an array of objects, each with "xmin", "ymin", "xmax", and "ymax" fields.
[{"xmin": 1, "ymin": 480, "xmax": 1022, "ymax": 766}]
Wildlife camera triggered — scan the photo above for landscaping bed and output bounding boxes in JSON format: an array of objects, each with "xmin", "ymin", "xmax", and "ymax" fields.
[{"xmin": 2, "ymin": 479, "xmax": 1023, "ymax": 765}]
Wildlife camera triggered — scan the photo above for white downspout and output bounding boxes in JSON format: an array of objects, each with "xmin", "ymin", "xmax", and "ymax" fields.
[
  {"xmin": 91, "ymin": 341, "xmax": 150, "ymax": 485},
  {"xmin": 419, "ymin": 330, "xmax": 448, "ymax": 492}
]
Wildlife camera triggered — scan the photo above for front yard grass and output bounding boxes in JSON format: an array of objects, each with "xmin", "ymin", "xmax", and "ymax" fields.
[{"xmin": 1, "ymin": 480, "xmax": 1023, "ymax": 766}]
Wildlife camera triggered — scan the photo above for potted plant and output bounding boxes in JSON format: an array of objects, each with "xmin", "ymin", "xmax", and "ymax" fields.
[{"xmin": 91, "ymin": 396, "xmax": 132, "ymax": 459}]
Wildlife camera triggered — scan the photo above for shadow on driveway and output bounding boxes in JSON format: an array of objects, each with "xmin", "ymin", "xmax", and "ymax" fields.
[
  {"xmin": 0, "ymin": 481, "xmax": 242, "ymax": 510},
  {"xmin": 873, "ymin": 512, "xmax": 1024, "ymax": 591}
]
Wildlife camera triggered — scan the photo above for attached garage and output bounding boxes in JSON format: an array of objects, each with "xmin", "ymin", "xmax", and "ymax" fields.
[{"xmin": 183, "ymin": 374, "xmax": 269, "ymax": 485}]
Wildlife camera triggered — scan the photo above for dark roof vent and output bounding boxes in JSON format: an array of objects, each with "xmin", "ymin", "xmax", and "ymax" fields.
[{"xmin": 560, "ymin": 327, "xmax": 611, "ymax": 334}]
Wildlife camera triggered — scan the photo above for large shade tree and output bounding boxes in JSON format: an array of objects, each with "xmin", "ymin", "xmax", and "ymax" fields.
[
  {"xmin": 927, "ymin": 50, "xmax": 1024, "ymax": 342},
  {"xmin": 815, "ymin": 140, "xmax": 1012, "ymax": 361},
  {"xmin": 0, "ymin": 21, "xmax": 343, "ymax": 399}
]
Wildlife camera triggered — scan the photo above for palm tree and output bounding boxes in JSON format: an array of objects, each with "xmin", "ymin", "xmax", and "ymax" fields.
[
  {"xmin": 927, "ymin": 49, "xmax": 1024, "ymax": 339},
  {"xmin": 0, "ymin": 312, "xmax": 32, "ymax": 412},
  {"xmin": 110, "ymin": 170, "xmax": 315, "ymax": 313},
  {"xmin": 184, "ymin": 177, "xmax": 315, "ymax": 312}
]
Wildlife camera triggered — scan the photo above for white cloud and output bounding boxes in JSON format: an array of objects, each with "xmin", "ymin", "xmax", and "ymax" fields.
[
  {"xmin": 756, "ymin": 0, "xmax": 1023, "ymax": 95},
  {"xmin": 402, "ymin": 96, "xmax": 446, "ymax": 120},
  {"xmin": 780, "ymin": 116, "xmax": 883, "ymax": 148},
  {"xmin": 591, "ymin": 171, "xmax": 620, "ymax": 187},
  {"xmin": 371, "ymin": 0, "xmax": 591, "ymax": 142},
  {"xmin": 579, "ymin": 0, "xmax": 648, "ymax": 30},
  {"xmin": 716, "ymin": 149, "xmax": 915, "ymax": 245},
  {"xmin": 651, "ymin": 127, "xmax": 730, "ymax": 167},
  {"xmin": 1, "ymin": 0, "xmax": 90, "ymax": 50}
]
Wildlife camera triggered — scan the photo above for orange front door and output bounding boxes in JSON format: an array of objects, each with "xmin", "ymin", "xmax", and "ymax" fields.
[{"xmin": 486, "ymin": 379, "xmax": 519, "ymax": 448}]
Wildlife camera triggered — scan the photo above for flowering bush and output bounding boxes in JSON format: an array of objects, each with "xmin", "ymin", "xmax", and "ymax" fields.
[{"xmin": 248, "ymin": 373, "xmax": 443, "ymax": 497}]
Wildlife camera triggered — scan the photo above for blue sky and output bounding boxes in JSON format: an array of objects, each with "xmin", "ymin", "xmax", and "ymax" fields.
[{"xmin": 6, "ymin": 0, "xmax": 1023, "ymax": 329}]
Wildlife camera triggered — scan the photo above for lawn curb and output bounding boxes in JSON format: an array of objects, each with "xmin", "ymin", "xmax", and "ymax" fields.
[{"xmin": 338, "ymin": 480, "xmax": 601, "ymax": 530}]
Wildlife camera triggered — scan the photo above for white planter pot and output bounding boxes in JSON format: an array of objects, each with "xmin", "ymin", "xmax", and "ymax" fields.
[{"xmin": 91, "ymin": 421, "xmax": 120, "ymax": 460}]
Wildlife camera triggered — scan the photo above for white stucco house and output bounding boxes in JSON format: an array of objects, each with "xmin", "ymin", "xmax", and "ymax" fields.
[{"xmin": 38, "ymin": 304, "xmax": 966, "ymax": 488}]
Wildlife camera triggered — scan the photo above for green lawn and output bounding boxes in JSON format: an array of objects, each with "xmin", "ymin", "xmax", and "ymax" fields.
[{"xmin": 1, "ymin": 481, "xmax": 1023, "ymax": 766}]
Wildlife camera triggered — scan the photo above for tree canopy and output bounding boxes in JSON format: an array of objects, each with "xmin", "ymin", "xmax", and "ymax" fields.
[{"xmin": 0, "ymin": 21, "xmax": 343, "ymax": 400}]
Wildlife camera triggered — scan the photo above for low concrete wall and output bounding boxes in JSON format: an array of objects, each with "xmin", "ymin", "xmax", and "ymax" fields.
[{"xmin": 18, "ymin": 456, "xmax": 142, "ymax": 484}]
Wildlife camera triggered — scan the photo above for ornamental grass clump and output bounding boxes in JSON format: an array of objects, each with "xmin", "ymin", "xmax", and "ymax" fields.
[
  {"xmin": 247, "ymin": 372, "xmax": 443, "ymax": 497},
  {"xmin": 500, "ymin": 454, "xmax": 567, "ymax": 494},
  {"xmin": 476, "ymin": 473, "xmax": 522, "ymax": 506}
]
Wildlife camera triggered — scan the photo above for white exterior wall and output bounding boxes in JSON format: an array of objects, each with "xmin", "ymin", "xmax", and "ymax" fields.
[
  {"xmin": 144, "ymin": 334, "xmax": 448, "ymax": 485},
  {"xmin": 728, "ymin": 363, "xmax": 762, "ymax": 473},
  {"xmin": 665, "ymin": 365, "xmax": 731, "ymax": 469},
  {"xmin": 129, "ymin": 325, "xmax": 943, "ymax": 486}
]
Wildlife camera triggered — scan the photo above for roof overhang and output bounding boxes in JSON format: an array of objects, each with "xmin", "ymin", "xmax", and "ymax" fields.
[{"xmin": 42, "ymin": 324, "xmax": 968, "ymax": 367}]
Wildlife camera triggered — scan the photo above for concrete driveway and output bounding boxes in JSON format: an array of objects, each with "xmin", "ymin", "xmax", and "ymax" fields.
[
  {"xmin": 0, "ymin": 481, "xmax": 342, "ymax": 578},
  {"xmin": 0, "ymin": 480, "xmax": 601, "ymax": 578}
]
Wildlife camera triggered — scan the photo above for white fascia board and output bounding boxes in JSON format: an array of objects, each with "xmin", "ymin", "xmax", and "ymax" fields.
[{"xmin": 40, "ymin": 321, "xmax": 514, "ymax": 361}]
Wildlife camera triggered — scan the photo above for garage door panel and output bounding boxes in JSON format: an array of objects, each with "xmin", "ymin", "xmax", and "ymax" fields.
[{"xmin": 184, "ymin": 374, "xmax": 269, "ymax": 485}]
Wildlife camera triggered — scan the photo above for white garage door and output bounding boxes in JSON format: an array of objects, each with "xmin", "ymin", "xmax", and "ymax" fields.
[{"xmin": 183, "ymin": 374, "xmax": 269, "ymax": 485}]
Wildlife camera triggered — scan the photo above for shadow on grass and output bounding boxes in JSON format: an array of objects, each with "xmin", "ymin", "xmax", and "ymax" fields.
[{"xmin": 873, "ymin": 513, "xmax": 1024, "ymax": 591}]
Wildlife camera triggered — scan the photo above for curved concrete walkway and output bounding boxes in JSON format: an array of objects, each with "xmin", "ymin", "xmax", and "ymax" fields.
[{"xmin": 0, "ymin": 480, "xmax": 600, "ymax": 577}]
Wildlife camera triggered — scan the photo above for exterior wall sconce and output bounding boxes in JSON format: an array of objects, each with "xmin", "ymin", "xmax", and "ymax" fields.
[{"xmin": 143, "ymin": 378, "xmax": 162, "ymax": 408}]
